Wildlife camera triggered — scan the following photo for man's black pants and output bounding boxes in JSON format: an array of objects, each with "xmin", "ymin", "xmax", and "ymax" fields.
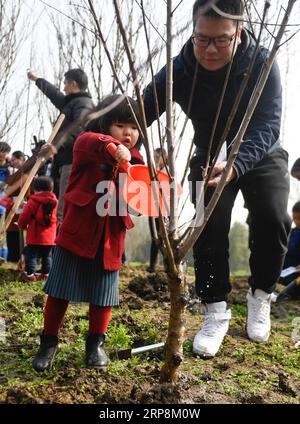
[{"xmin": 192, "ymin": 148, "xmax": 291, "ymax": 303}]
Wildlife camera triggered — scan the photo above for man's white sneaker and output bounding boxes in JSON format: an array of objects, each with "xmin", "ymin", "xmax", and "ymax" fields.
[
  {"xmin": 247, "ymin": 289, "xmax": 272, "ymax": 342},
  {"xmin": 193, "ymin": 301, "xmax": 231, "ymax": 358}
]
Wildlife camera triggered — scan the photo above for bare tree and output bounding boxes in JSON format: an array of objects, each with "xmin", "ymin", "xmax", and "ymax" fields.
[
  {"xmin": 0, "ymin": 0, "xmax": 26, "ymax": 143},
  {"xmin": 23, "ymin": 0, "xmax": 297, "ymax": 384},
  {"xmin": 88, "ymin": 0, "xmax": 297, "ymax": 383}
]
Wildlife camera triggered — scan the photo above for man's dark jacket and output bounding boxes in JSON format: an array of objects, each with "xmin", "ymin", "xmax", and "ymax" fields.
[
  {"xmin": 143, "ymin": 30, "xmax": 282, "ymax": 179},
  {"xmin": 36, "ymin": 78, "xmax": 94, "ymax": 168}
]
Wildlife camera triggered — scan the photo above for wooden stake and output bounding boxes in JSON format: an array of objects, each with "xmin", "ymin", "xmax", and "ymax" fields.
[{"xmin": 1, "ymin": 114, "xmax": 65, "ymax": 235}]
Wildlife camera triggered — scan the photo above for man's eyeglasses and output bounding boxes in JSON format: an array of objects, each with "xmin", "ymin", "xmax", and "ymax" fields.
[{"xmin": 191, "ymin": 33, "xmax": 236, "ymax": 48}]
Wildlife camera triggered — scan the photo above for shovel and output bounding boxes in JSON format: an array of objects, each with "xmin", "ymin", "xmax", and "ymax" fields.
[
  {"xmin": 275, "ymin": 277, "xmax": 300, "ymax": 302},
  {"xmin": 106, "ymin": 143, "xmax": 182, "ymax": 217},
  {"xmin": 110, "ymin": 341, "xmax": 165, "ymax": 360}
]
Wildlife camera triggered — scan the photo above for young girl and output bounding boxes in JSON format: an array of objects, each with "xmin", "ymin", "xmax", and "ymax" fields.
[
  {"xmin": 32, "ymin": 94, "xmax": 144, "ymax": 372},
  {"xmin": 18, "ymin": 176, "xmax": 58, "ymax": 281}
]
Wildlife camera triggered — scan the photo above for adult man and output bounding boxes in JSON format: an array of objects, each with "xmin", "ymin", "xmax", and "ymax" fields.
[
  {"xmin": 143, "ymin": 0, "xmax": 291, "ymax": 357},
  {"xmin": 27, "ymin": 69, "xmax": 94, "ymax": 223}
]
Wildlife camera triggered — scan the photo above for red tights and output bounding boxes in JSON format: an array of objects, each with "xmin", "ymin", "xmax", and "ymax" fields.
[{"xmin": 44, "ymin": 295, "xmax": 112, "ymax": 336}]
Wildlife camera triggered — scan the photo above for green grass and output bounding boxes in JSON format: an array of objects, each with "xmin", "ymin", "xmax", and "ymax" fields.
[
  {"xmin": 106, "ymin": 323, "xmax": 133, "ymax": 350},
  {"xmin": 1, "ymin": 266, "xmax": 300, "ymax": 404}
]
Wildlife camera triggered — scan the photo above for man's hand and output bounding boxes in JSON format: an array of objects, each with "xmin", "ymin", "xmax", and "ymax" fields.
[
  {"xmin": 206, "ymin": 161, "xmax": 236, "ymax": 187},
  {"xmin": 115, "ymin": 145, "xmax": 131, "ymax": 164},
  {"xmin": 37, "ymin": 144, "xmax": 57, "ymax": 161},
  {"xmin": 27, "ymin": 70, "xmax": 38, "ymax": 81}
]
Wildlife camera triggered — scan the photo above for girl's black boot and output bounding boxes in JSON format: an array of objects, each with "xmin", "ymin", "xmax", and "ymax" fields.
[
  {"xmin": 85, "ymin": 333, "xmax": 109, "ymax": 367},
  {"xmin": 32, "ymin": 332, "xmax": 59, "ymax": 372}
]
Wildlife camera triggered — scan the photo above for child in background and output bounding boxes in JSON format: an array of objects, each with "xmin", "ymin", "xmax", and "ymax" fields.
[
  {"xmin": 0, "ymin": 142, "xmax": 12, "ymax": 185},
  {"xmin": 31, "ymin": 94, "xmax": 144, "ymax": 372},
  {"xmin": 291, "ymin": 158, "xmax": 300, "ymax": 181},
  {"xmin": 0, "ymin": 205, "xmax": 8, "ymax": 262},
  {"xmin": 11, "ymin": 151, "xmax": 26, "ymax": 171},
  {"xmin": 0, "ymin": 142, "xmax": 12, "ymax": 262},
  {"xmin": 18, "ymin": 176, "xmax": 58, "ymax": 281},
  {"xmin": 277, "ymin": 201, "xmax": 300, "ymax": 300}
]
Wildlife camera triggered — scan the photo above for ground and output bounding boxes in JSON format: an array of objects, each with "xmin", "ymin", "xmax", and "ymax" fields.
[{"xmin": 0, "ymin": 263, "xmax": 299, "ymax": 404}]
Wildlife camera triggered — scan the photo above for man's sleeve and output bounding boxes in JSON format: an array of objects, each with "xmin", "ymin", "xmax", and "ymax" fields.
[
  {"xmin": 36, "ymin": 78, "xmax": 66, "ymax": 110},
  {"xmin": 234, "ymin": 60, "xmax": 282, "ymax": 177},
  {"xmin": 143, "ymin": 65, "xmax": 168, "ymax": 127}
]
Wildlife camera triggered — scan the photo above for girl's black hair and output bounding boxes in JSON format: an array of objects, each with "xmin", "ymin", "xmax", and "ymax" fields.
[
  {"xmin": 85, "ymin": 94, "xmax": 142, "ymax": 148},
  {"xmin": 292, "ymin": 201, "xmax": 300, "ymax": 214},
  {"xmin": 12, "ymin": 150, "xmax": 26, "ymax": 160},
  {"xmin": 0, "ymin": 142, "xmax": 11, "ymax": 154},
  {"xmin": 291, "ymin": 158, "xmax": 300, "ymax": 174},
  {"xmin": 33, "ymin": 176, "xmax": 54, "ymax": 192}
]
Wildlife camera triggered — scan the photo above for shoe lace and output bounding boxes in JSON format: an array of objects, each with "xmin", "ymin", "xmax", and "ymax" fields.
[
  {"xmin": 250, "ymin": 297, "xmax": 270, "ymax": 323},
  {"xmin": 201, "ymin": 314, "xmax": 227, "ymax": 337}
]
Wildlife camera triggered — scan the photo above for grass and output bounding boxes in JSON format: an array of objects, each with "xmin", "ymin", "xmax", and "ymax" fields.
[
  {"xmin": 0, "ymin": 264, "xmax": 300, "ymax": 404},
  {"xmin": 106, "ymin": 323, "xmax": 133, "ymax": 350}
]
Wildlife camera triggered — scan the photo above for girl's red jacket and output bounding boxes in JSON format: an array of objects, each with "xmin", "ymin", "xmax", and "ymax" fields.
[
  {"xmin": 18, "ymin": 191, "xmax": 58, "ymax": 245},
  {"xmin": 55, "ymin": 132, "xmax": 144, "ymax": 271}
]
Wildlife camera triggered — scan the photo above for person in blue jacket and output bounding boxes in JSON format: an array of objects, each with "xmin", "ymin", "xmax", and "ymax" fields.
[
  {"xmin": 143, "ymin": 0, "xmax": 291, "ymax": 357},
  {"xmin": 277, "ymin": 201, "xmax": 300, "ymax": 301}
]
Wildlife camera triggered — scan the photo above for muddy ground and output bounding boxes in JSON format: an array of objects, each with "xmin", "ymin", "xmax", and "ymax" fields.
[{"xmin": 0, "ymin": 264, "xmax": 299, "ymax": 404}]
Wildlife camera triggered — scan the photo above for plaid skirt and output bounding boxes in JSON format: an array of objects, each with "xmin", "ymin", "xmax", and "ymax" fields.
[{"xmin": 43, "ymin": 245, "xmax": 119, "ymax": 306}]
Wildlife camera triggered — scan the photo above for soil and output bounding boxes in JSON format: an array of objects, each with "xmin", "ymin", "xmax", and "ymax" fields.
[{"xmin": 0, "ymin": 264, "xmax": 299, "ymax": 404}]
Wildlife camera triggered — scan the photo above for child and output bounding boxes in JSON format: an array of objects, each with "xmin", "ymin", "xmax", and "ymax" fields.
[
  {"xmin": 277, "ymin": 201, "xmax": 300, "ymax": 300},
  {"xmin": 31, "ymin": 94, "xmax": 144, "ymax": 372},
  {"xmin": 291, "ymin": 158, "xmax": 300, "ymax": 181},
  {"xmin": 18, "ymin": 176, "xmax": 58, "ymax": 281},
  {"xmin": 11, "ymin": 150, "xmax": 26, "ymax": 171},
  {"xmin": 0, "ymin": 142, "xmax": 12, "ymax": 185},
  {"xmin": 0, "ymin": 142, "xmax": 12, "ymax": 261}
]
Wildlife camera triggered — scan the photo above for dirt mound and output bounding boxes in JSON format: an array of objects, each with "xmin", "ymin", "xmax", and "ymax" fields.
[
  {"xmin": 139, "ymin": 382, "xmax": 182, "ymax": 404},
  {"xmin": 128, "ymin": 272, "xmax": 169, "ymax": 301}
]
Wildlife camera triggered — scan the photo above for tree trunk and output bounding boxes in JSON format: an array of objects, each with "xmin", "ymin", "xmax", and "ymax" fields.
[{"xmin": 160, "ymin": 262, "xmax": 189, "ymax": 382}]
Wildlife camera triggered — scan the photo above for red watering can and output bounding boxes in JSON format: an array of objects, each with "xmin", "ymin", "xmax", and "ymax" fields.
[{"xmin": 106, "ymin": 143, "xmax": 182, "ymax": 217}]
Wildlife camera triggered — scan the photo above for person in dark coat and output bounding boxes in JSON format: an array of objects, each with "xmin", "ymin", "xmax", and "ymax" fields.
[
  {"xmin": 18, "ymin": 176, "xmax": 58, "ymax": 281},
  {"xmin": 31, "ymin": 95, "xmax": 144, "ymax": 372},
  {"xmin": 143, "ymin": 0, "xmax": 291, "ymax": 357},
  {"xmin": 27, "ymin": 68, "xmax": 94, "ymax": 223}
]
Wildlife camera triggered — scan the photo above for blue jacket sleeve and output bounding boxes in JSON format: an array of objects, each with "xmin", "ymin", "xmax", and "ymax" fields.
[
  {"xmin": 36, "ymin": 78, "xmax": 65, "ymax": 110},
  {"xmin": 234, "ymin": 59, "xmax": 282, "ymax": 177},
  {"xmin": 143, "ymin": 65, "xmax": 168, "ymax": 126}
]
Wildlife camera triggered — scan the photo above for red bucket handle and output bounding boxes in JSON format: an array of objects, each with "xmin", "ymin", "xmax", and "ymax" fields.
[{"xmin": 106, "ymin": 143, "xmax": 130, "ymax": 172}]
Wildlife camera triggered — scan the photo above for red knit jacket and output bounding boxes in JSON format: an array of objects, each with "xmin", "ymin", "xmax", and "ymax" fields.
[{"xmin": 18, "ymin": 191, "xmax": 58, "ymax": 245}]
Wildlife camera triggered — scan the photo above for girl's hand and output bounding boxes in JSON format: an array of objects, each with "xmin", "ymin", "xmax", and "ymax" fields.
[{"xmin": 115, "ymin": 144, "xmax": 131, "ymax": 163}]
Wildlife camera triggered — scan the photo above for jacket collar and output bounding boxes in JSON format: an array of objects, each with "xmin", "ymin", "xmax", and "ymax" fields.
[{"xmin": 64, "ymin": 91, "xmax": 92, "ymax": 102}]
